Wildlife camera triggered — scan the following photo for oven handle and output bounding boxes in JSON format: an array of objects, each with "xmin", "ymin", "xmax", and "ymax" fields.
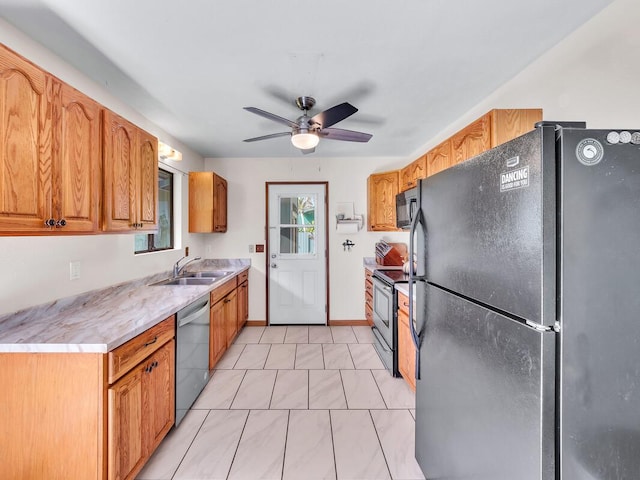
[
  {"xmin": 408, "ymin": 193, "xmax": 423, "ymax": 381},
  {"xmin": 371, "ymin": 327, "xmax": 391, "ymax": 353}
]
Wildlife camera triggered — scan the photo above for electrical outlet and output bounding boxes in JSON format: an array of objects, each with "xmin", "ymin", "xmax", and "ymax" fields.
[
  {"xmin": 69, "ymin": 261, "xmax": 81, "ymax": 280},
  {"xmin": 249, "ymin": 244, "xmax": 254, "ymax": 253}
]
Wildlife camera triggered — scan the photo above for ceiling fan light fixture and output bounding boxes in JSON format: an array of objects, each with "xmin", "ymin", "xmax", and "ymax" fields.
[{"xmin": 291, "ymin": 131, "xmax": 319, "ymax": 150}]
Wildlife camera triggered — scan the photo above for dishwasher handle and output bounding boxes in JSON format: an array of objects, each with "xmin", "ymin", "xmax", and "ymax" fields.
[{"xmin": 178, "ymin": 302, "xmax": 210, "ymax": 328}]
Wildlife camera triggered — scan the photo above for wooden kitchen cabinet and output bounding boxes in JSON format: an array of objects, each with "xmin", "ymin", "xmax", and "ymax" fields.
[
  {"xmin": 426, "ymin": 138, "xmax": 453, "ymax": 177},
  {"xmin": 107, "ymin": 317, "xmax": 175, "ymax": 480},
  {"xmin": 189, "ymin": 171, "xmax": 228, "ymax": 233},
  {"xmin": 365, "ymin": 269, "xmax": 374, "ymax": 326},
  {"xmin": 367, "ymin": 170, "xmax": 400, "ymax": 231},
  {"xmin": 397, "ymin": 291, "xmax": 416, "ymax": 391},
  {"xmin": 0, "ymin": 315, "xmax": 175, "ymax": 480},
  {"xmin": 237, "ymin": 271, "xmax": 249, "ymax": 330},
  {"xmin": 399, "ymin": 155, "xmax": 427, "ymax": 192},
  {"xmin": 103, "ymin": 109, "xmax": 158, "ymax": 233},
  {"xmin": 450, "ymin": 108, "xmax": 543, "ymax": 167},
  {"xmin": 209, "ymin": 275, "xmax": 239, "ymax": 369},
  {"xmin": 0, "ymin": 44, "xmax": 101, "ymax": 234}
]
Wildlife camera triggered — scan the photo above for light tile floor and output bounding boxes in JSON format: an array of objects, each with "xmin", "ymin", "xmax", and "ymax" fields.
[{"xmin": 138, "ymin": 325, "xmax": 425, "ymax": 480}]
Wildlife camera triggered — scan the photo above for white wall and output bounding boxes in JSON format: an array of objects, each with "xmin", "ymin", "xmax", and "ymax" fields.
[
  {"xmin": 1, "ymin": 0, "xmax": 638, "ymax": 318},
  {"xmin": 410, "ymin": 0, "xmax": 640, "ymax": 157},
  {"xmin": 0, "ymin": 18, "xmax": 206, "ymax": 315},
  {"xmin": 205, "ymin": 0, "xmax": 640, "ymax": 323},
  {"xmin": 202, "ymin": 156, "xmax": 409, "ymax": 322}
]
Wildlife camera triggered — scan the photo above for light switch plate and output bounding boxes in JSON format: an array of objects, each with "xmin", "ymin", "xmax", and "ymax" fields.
[{"xmin": 69, "ymin": 261, "xmax": 81, "ymax": 280}]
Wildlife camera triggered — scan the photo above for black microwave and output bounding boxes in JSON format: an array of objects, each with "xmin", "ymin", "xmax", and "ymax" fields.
[{"xmin": 396, "ymin": 187, "xmax": 418, "ymax": 229}]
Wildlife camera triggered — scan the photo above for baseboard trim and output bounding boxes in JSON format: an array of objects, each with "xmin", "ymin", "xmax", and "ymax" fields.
[
  {"xmin": 328, "ymin": 319, "xmax": 370, "ymax": 326},
  {"xmin": 246, "ymin": 320, "xmax": 267, "ymax": 326}
]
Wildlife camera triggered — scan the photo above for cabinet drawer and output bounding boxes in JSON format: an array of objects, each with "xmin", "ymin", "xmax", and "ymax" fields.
[
  {"xmin": 211, "ymin": 276, "xmax": 237, "ymax": 305},
  {"xmin": 237, "ymin": 270, "xmax": 248, "ymax": 284},
  {"xmin": 108, "ymin": 315, "xmax": 175, "ymax": 384},
  {"xmin": 398, "ymin": 292, "xmax": 410, "ymax": 315}
]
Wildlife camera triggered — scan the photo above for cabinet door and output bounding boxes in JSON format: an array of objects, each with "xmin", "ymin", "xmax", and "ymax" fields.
[
  {"xmin": 103, "ymin": 109, "xmax": 137, "ymax": 232},
  {"xmin": 136, "ymin": 129, "xmax": 158, "ymax": 231},
  {"xmin": 0, "ymin": 45, "xmax": 53, "ymax": 232},
  {"xmin": 224, "ymin": 289, "xmax": 238, "ymax": 346},
  {"xmin": 400, "ymin": 155, "xmax": 426, "ymax": 192},
  {"xmin": 213, "ymin": 173, "xmax": 227, "ymax": 232},
  {"xmin": 237, "ymin": 280, "xmax": 248, "ymax": 330},
  {"xmin": 490, "ymin": 108, "xmax": 543, "ymax": 147},
  {"xmin": 56, "ymin": 83, "xmax": 101, "ymax": 232},
  {"xmin": 108, "ymin": 365, "xmax": 144, "ymax": 480},
  {"xmin": 397, "ymin": 308, "xmax": 416, "ymax": 391},
  {"xmin": 451, "ymin": 113, "xmax": 491, "ymax": 166},
  {"xmin": 143, "ymin": 340, "xmax": 175, "ymax": 453},
  {"xmin": 367, "ymin": 171, "xmax": 399, "ymax": 231},
  {"xmin": 426, "ymin": 139, "xmax": 453, "ymax": 177},
  {"xmin": 210, "ymin": 300, "xmax": 227, "ymax": 369}
]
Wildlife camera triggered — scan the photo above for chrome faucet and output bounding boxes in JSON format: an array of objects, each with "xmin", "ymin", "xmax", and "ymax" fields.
[{"xmin": 173, "ymin": 256, "xmax": 202, "ymax": 277}]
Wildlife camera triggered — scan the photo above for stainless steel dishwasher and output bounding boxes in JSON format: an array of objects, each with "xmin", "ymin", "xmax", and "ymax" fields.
[{"xmin": 175, "ymin": 293, "xmax": 210, "ymax": 426}]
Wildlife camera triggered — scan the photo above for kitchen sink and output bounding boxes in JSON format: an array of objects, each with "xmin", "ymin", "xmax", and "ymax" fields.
[
  {"xmin": 150, "ymin": 277, "xmax": 217, "ymax": 286},
  {"xmin": 183, "ymin": 271, "xmax": 231, "ymax": 278}
]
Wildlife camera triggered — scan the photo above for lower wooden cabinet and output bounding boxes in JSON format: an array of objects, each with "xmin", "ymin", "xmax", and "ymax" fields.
[
  {"xmin": 0, "ymin": 315, "xmax": 176, "ymax": 480},
  {"xmin": 107, "ymin": 319, "xmax": 175, "ymax": 480},
  {"xmin": 209, "ymin": 270, "xmax": 250, "ymax": 369},
  {"xmin": 238, "ymin": 277, "xmax": 249, "ymax": 330},
  {"xmin": 365, "ymin": 269, "xmax": 373, "ymax": 326},
  {"xmin": 397, "ymin": 291, "xmax": 416, "ymax": 391}
]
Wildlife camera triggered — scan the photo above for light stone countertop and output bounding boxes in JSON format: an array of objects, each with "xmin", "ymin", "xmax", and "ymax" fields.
[{"xmin": 0, "ymin": 259, "xmax": 250, "ymax": 354}]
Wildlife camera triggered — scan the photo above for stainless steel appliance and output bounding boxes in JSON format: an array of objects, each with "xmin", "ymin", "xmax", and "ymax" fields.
[
  {"xmin": 372, "ymin": 269, "xmax": 408, "ymax": 376},
  {"xmin": 409, "ymin": 122, "xmax": 640, "ymax": 479},
  {"xmin": 175, "ymin": 294, "xmax": 210, "ymax": 426},
  {"xmin": 395, "ymin": 187, "xmax": 418, "ymax": 229}
]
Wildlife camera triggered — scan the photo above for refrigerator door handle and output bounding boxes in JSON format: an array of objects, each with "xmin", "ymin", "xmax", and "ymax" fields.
[{"xmin": 408, "ymin": 200, "xmax": 423, "ymax": 380}]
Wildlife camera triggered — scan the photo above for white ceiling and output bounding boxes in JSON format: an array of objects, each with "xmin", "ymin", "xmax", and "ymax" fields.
[{"xmin": 1, "ymin": 0, "xmax": 612, "ymax": 159}]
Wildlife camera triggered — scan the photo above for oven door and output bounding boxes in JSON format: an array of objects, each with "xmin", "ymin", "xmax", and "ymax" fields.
[{"xmin": 372, "ymin": 277, "xmax": 394, "ymax": 348}]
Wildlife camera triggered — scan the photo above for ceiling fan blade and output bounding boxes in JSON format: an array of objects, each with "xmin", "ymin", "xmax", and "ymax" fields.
[
  {"xmin": 243, "ymin": 132, "xmax": 291, "ymax": 142},
  {"xmin": 301, "ymin": 147, "xmax": 315, "ymax": 155},
  {"xmin": 243, "ymin": 107, "xmax": 297, "ymax": 128},
  {"xmin": 318, "ymin": 127, "xmax": 372, "ymax": 143},
  {"xmin": 309, "ymin": 102, "xmax": 358, "ymax": 129}
]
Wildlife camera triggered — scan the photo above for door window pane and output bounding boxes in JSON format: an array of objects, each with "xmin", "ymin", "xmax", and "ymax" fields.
[{"xmin": 278, "ymin": 194, "xmax": 316, "ymax": 256}]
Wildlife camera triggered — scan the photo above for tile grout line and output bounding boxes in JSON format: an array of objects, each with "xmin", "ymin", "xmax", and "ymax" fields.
[
  {"xmin": 169, "ymin": 409, "xmax": 213, "ymax": 480},
  {"xmin": 228, "ymin": 369, "xmax": 248, "ymax": 410},
  {"xmin": 279, "ymin": 409, "xmax": 291, "ymax": 480},
  {"xmin": 368, "ymin": 409, "xmax": 394, "ymax": 480},
  {"xmin": 328, "ymin": 409, "xmax": 339, "ymax": 480},
  {"xmin": 224, "ymin": 409, "xmax": 251, "ymax": 480},
  {"xmin": 370, "ymin": 369, "xmax": 390, "ymax": 410}
]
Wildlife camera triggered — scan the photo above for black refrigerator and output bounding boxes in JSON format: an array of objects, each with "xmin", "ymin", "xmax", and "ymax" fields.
[{"xmin": 409, "ymin": 123, "xmax": 640, "ymax": 479}]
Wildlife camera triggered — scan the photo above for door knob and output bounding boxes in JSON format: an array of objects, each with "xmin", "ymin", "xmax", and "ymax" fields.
[{"xmin": 271, "ymin": 263, "xmax": 278, "ymax": 268}]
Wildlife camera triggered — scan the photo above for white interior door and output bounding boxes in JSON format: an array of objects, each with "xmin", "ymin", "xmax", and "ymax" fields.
[{"xmin": 268, "ymin": 183, "xmax": 327, "ymax": 325}]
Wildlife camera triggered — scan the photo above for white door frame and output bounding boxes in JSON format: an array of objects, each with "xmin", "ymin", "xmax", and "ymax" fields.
[{"xmin": 265, "ymin": 182, "xmax": 329, "ymax": 325}]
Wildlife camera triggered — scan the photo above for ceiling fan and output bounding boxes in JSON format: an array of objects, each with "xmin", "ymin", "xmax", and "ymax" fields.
[{"xmin": 243, "ymin": 96, "xmax": 372, "ymax": 154}]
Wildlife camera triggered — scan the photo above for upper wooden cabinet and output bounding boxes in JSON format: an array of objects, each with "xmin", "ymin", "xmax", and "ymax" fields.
[
  {"xmin": 367, "ymin": 170, "xmax": 399, "ymax": 231},
  {"xmin": 0, "ymin": 44, "xmax": 101, "ymax": 234},
  {"xmin": 400, "ymin": 155, "xmax": 427, "ymax": 192},
  {"xmin": 426, "ymin": 139, "xmax": 453, "ymax": 177},
  {"xmin": 103, "ymin": 109, "xmax": 158, "ymax": 232},
  {"xmin": 451, "ymin": 108, "xmax": 543, "ymax": 169},
  {"xmin": 189, "ymin": 171, "xmax": 228, "ymax": 233}
]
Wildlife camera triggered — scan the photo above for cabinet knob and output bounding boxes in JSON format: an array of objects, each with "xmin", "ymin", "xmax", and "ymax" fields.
[
  {"xmin": 55, "ymin": 219, "xmax": 67, "ymax": 228},
  {"xmin": 45, "ymin": 218, "xmax": 56, "ymax": 227}
]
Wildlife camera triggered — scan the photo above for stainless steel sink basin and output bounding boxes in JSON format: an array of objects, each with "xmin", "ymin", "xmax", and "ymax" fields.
[
  {"xmin": 183, "ymin": 271, "xmax": 231, "ymax": 278},
  {"xmin": 150, "ymin": 277, "xmax": 217, "ymax": 286}
]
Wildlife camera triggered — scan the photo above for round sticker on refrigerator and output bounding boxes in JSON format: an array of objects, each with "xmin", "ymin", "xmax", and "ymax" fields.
[{"xmin": 576, "ymin": 138, "xmax": 604, "ymax": 166}]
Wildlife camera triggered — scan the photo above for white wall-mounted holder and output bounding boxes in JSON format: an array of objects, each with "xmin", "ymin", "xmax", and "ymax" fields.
[{"xmin": 335, "ymin": 202, "xmax": 363, "ymax": 233}]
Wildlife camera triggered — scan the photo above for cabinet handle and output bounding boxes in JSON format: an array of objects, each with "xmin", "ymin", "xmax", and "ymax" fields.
[
  {"xmin": 144, "ymin": 336, "xmax": 158, "ymax": 347},
  {"xmin": 55, "ymin": 219, "xmax": 67, "ymax": 228},
  {"xmin": 403, "ymin": 302, "xmax": 409, "ymax": 307},
  {"xmin": 45, "ymin": 218, "xmax": 56, "ymax": 227},
  {"xmin": 224, "ymin": 298, "xmax": 231, "ymax": 303}
]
